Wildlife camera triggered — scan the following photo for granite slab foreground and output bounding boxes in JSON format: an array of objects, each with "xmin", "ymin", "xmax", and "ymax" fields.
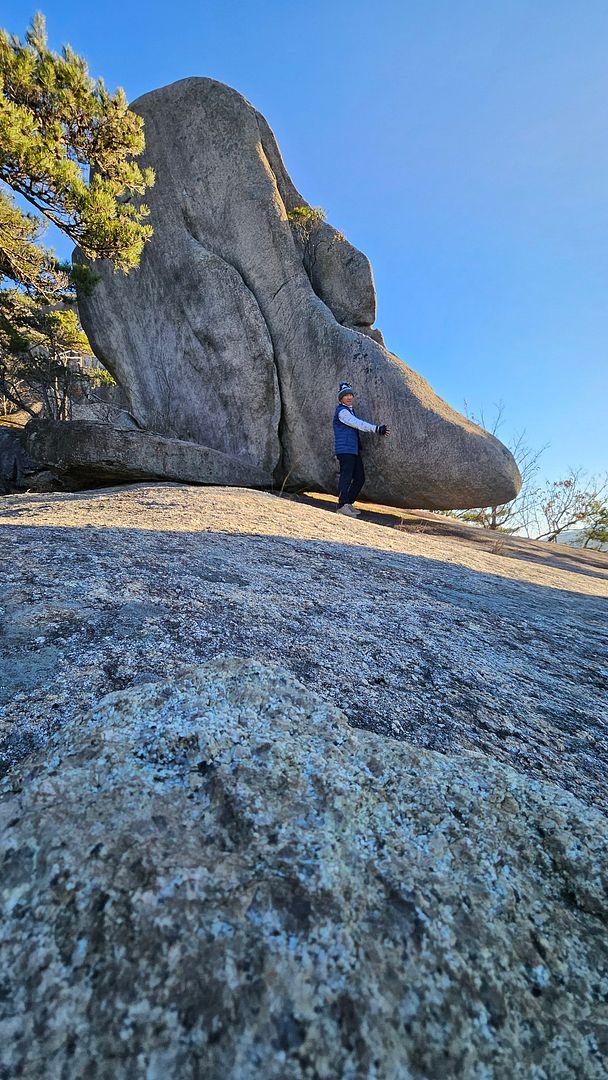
[
  {"xmin": 1, "ymin": 484, "xmax": 607, "ymax": 1076},
  {"xmin": 1, "ymin": 657, "xmax": 607, "ymax": 1078}
]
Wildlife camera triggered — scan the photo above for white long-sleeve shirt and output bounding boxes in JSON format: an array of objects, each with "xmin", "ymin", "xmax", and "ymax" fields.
[{"xmin": 337, "ymin": 407, "xmax": 377, "ymax": 433}]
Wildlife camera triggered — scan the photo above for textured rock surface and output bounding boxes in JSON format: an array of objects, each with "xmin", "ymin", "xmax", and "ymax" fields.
[
  {"xmin": 0, "ymin": 425, "xmax": 61, "ymax": 495},
  {"xmin": 2, "ymin": 657, "xmax": 607, "ymax": 1078},
  {"xmin": 24, "ymin": 418, "xmax": 272, "ymax": 488},
  {"xmin": 1, "ymin": 484, "xmax": 606, "ymax": 817},
  {"xmin": 76, "ymin": 77, "xmax": 520, "ymax": 509}
]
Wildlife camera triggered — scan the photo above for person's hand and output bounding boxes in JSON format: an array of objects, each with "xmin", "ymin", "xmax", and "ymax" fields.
[{"xmin": 376, "ymin": 424, "xmax": 389, "ymax": 436}]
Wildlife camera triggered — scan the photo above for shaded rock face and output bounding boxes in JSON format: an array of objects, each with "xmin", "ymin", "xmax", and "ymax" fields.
[
  {"xmin": 0, "ymin": 427, "xmax": 32, "ymax": 494},
  {"xmin": 24, "ymin": 418, "xmax": 272, "ymax": 489},
  {"xmin": 1, "ymin": 658, "xmax": 606, "ymax": 1078},
  {"xmin": 76, "ymin": 77, "xmax": 521, "ymax": 510},
  {"xmin": 0, "ymin": 425, "xmax": 61, "ymax": 494}
]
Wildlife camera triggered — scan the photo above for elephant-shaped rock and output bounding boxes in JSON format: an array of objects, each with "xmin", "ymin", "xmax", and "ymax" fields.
[{"xmin": 76, "ymin": 78, "xmax": 521, "ymax": 509}]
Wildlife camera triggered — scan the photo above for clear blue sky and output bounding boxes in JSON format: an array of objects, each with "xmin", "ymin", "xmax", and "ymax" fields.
[{"xmin": 5, "ymin": 1, "xmax": 607, "ymax": 482}]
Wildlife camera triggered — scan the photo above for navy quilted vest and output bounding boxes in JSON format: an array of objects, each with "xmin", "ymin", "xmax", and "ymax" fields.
[{"xmin": 333, "ymin": 404, "xmax": 360, "ymax": 455}]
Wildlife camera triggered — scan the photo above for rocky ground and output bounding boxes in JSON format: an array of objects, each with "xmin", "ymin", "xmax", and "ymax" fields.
[
  {"xmin": 3, "ymin": 658, "xmax": 607, "ymax": 1078},
  {"xmin": 1, "ymin": 483, "xmax": 606, "ymax": 814}
]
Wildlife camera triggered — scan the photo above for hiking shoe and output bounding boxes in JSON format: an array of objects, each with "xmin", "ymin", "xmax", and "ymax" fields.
[
  {"xmin": 336, "ymin": 505, "xmax": 358, "ymax": 517},
  {"xmin": 348, "ymin": 505, "xmax": 361, "ymax": 516}
]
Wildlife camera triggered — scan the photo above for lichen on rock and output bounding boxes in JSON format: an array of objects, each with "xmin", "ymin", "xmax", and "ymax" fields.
[{"xmin": 2, "ymin": 657, "xmax": 606, "ymax": 1078}]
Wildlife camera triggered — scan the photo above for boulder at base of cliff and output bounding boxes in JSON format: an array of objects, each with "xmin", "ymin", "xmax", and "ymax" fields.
[
  {"xmin": 1, "ymin": 658, "xmax": 605, "ymax": 1079},
  {"xmin": 24, "ymin": 417, "xmax": 272, "ymax": 489}
]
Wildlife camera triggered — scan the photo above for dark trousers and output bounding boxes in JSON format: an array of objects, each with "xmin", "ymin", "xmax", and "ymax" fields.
[{"xmin": 337, "ymin": 453, "xmax": 365, "ymax": 507}]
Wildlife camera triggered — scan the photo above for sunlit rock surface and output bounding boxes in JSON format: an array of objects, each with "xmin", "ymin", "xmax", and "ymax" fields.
[{"xmin": 1, "ymin": 484, "xmax": 606, "ymax": 813}]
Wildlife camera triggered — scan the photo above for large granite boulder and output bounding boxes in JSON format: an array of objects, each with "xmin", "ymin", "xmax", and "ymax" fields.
[
  {"xmin": 24, "ymin": 417, "xmax": 272, "ymax": 488},
  {"xmin": 1, "ymin": 658, "xmax": 606, "ymax": 1078},
  {"xmin": 76, "ymin": 78, "xmax": 521, "ymax": 510}
]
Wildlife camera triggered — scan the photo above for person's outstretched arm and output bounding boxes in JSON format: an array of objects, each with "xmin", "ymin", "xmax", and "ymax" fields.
[{"xmin": 338, "ymin": 408, "xmax": 389, "ymax": 435}]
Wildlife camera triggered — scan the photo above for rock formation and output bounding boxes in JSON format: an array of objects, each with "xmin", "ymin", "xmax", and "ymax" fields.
[
  {"xmin": 24, "ymin": 418, "xmax": 272, "ymax": 488},
  {"xmin": 0, "ymin": 425, "xmax": 61, "ymax": 494},
  {"xmin": 2, "ymin": 484, "xmax": 606, "ymax": 813},
  {"xmin": 76, "ymin": 78, "xmax": 521, "ymax": 509},
  {"xmin": 2, "ymin": 657, "xmax": 606, "ymax": 1078}
]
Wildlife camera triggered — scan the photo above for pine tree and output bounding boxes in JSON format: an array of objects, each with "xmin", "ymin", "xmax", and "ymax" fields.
[
  {"xmin": 0, "ymin": 13, "xmax": 154, "ymax": 280},
  {"xmin": 0, "ymin": 14, "xmax": 154, "ymax": 416}
]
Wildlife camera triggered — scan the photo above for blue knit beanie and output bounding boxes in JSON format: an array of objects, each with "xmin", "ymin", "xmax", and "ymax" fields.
[{"xmin": 338, "ymin": 382, "xmax": 354, "ymax": 400}]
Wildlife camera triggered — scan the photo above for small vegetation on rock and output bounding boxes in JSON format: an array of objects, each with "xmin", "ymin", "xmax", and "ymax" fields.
[
  {"xmin": 287, "ymin": 205, "xmax": 346, "ymax": 276},
  {"xmin": 286, "ymin": 205, "xmax": 327, "ymax": 240}
]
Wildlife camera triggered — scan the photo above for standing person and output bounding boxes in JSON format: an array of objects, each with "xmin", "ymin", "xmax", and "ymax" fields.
[{"xmin": 333, "ymin": 382, "xmax": 389, "ymax": 516}]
